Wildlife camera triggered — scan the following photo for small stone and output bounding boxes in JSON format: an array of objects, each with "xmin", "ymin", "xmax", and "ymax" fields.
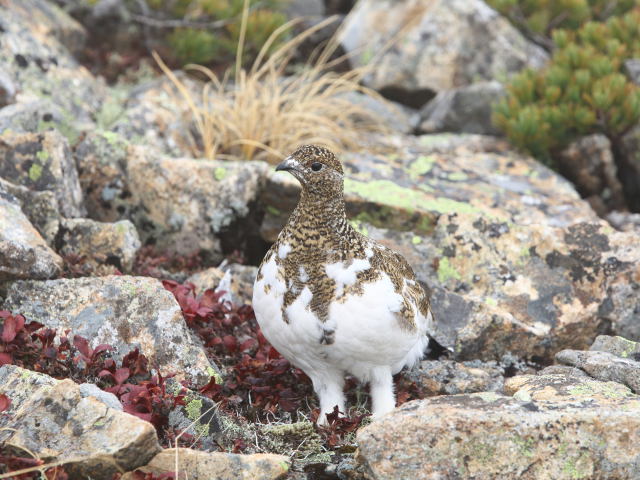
[
  {"xmin": 405, "ymin": 359, "xmax": 504, "ymax": 396},
  {"xmin": 0, "ymin": 365, "xmax": 160, "ymax": 480},
  {"xmin": 124, "ymin": 448, "xmax": 291, "ymax": 480},
  {"xmin": 624, "ymin": 58, "xmax": 640, "ymax": 85},
  {"xmin": 590, "ymin": 335, "xmax": 640, "ymax": 359},
  {"xmin": 2, "ymin": 275, "xmax": 214, "ymax": 385},
  {"xmin": 0, "ymin": 130, "xmax": 85, "ymax": 217},
  {"xmin": 556, "ymin": 348, "xmax": 640, "ymax": 394},
  {"xmin": 0, "ymin": 193, "xmax": 62, "ymax": 281},
  {"xmin": 187, "ymin": 264, "xmax": 257, "ymax": 305},
  {"xmin": 57, "ymin": 218, "xmax": 141, "ymax": 273}
]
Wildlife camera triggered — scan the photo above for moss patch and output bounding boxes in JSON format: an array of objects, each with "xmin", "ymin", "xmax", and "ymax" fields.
[
  {"xmin": 28, "ymin": 162, "xmax": 43, "ymax": 182},
  {"xmin": 437, "ymin": 257, "xmax": 461, "ymax": 284}
]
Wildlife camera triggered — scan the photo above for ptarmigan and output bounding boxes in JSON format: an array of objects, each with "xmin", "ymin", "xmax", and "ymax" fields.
[{"xmin": 253, "ymin": 145, "xmax": 433, "ymax": 425}]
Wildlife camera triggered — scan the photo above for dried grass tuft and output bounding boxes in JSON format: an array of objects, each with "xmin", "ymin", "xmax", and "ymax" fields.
[{"xmin": 154, "ymin": 0, "xmax": 390, "ymax": 163}]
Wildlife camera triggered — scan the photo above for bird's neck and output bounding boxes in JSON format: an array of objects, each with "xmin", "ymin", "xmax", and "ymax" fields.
[{"xmin": 288, "ymin": 189, "xmax": 349, "ymax": 233}]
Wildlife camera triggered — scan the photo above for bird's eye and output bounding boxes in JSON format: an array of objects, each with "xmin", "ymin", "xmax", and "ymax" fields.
[{"xmin": 311, "ymin": 162, "xmax": 323, "ymax": 172}]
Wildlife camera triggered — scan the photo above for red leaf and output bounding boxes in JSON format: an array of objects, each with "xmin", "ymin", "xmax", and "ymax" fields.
[
  {"xmin": 92, "ymin": 344, "xmax": 113, "ymax": 356},
  {"xmin": 114, "ymin": 367, "xmax": 131, "ymax": 385},
  {"xmin": 0, "ymin": 352, "xmax": 12, "ymax": 366},
  {"xmin": 1, "ymin": 314, "xmax": 24, "ymax": 342},
  {"xmin": 73, "ymin": 335, "xmax": 91, "ymax": 358},
  {"xmin": 0, "ymin": 393, "xmax": 11, "ymax": 412}
]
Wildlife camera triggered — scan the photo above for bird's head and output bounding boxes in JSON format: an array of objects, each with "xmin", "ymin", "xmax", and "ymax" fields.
[{"xmin": 276, "ymin": 145, "xmax": 344, "ymax": 196}]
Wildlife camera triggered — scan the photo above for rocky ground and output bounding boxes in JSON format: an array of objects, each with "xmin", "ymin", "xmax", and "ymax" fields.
[{"xmin": 1, "ymin": 0, "xmax": 640, "ymax": 479}]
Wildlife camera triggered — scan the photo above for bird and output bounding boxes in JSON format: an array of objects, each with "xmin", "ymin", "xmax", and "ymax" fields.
[{"xmin": 252, "ymin": 145, "xmax": 433, "ymax": 425}]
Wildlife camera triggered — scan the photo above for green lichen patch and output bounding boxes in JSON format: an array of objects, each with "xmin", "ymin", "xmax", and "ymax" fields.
[
  {"xmin": 437, "ymin": 257, "xmax": 462, "ymax": 284},
  {"xmin": 214, "ymin": 167, "xmax": 227, "ymax": 181},
  {"xmin": 28, "ymin": 162, "xmax": 43, "ymax": 182},
  {"xmin": 408, "ymin": 155, "xmax": 437, "ymax": 180}
]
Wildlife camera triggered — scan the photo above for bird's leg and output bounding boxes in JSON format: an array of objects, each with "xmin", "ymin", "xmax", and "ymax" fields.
[
  {"xmin": 369, "ymin": 366, "xmax": 395, "ymax": 419},
  {"xmin": 312, "ymin": 371, "xmax": 345, "ymax": 426}
]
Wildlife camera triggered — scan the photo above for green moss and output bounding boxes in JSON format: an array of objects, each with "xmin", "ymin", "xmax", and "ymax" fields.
[
  {"xmin": 266, "ymin": 205, "xmax": 282, "ymax": 216},
  {"xmin": 448, "ymin": 172, "xmax": 469, "ymax": 181},
  {"xmin": 408, "ymin": 155, "xmax": 437, "ymax": 180},
  {"xmin": 28, "ymin": 163, "xmax": 43, "ymax": 182},
  {"xmin": 411, "ymin": 235, "xmax": 422, "ymax": 245},
  {"xmin": 437, "ymin": 257, "xmax": 461, "ymax": 284},
  {"xmin": 214, "ymin": 167, "xmax": 227, "ymax": 181}
]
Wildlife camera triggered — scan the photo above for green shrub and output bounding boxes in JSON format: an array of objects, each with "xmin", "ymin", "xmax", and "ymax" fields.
[
  {"xmin": 493, "ymin": 9, "xmax": 640, "ymax": 164},
  {"xmin": 154, "ymin": 0, "xmax": 290, "ymax": 65},
  {"xmin": 487, "ymin": 0, "xmax": 639, "ymax": 46}
]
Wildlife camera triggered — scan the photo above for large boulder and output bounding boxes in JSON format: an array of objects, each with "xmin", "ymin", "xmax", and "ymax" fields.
[
  {"xmin": 2, "ymin": 275, "xmax": 214, "ymax": 385},
  {"xmin": 0, "ymin": 191, "xmax": 62, "ymax": 281},
  {"xmin": 339, "ymin": 0, "xmax": 548, "ymax": 106},
  {"xmin": 0, "ymin": 130, "xmax": 85, "ymax": 217},
  {"xmin": 0, "ymin": 364, "xmax": 160, "ymax": 480},
  {"xmin": 357, "ymin": 377, "xmax": 640, "ymax": 479},
  {"xmin": 0, "ymin": 0, "xmax": 105, "ymax": 122},
  {"xmin": 75, "ymin": 132, "xmax": 269, "ymax": 262}
]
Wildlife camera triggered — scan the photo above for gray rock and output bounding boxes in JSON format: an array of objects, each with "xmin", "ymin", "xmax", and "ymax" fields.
[
  {"xmin": 624, "ymin": 58, "xmax": 640, "ymax": 85},
  {"xmin": 619, "ymin": 124, "xmax": 640, "ymax": 212},
  {"xmin": 416, "ymin": 81, "xmax": 506, "ymax": 135},
  {"xmin": 405, "ymin": 359, "xmax": 504, "ymax": 395},
  {"xmin": 339, "ymin": 0, "xmax": 548, "ymax": 103},
  {"xmin": 3, "ymin": 276, "xmax": 215, "ymax": 385},
  {"xmin": 79, "ymin": 382, "xmax": 123, "ymax": 411},
  {"xmin": 0, "ymin": 70, "xmax": 16, "ymax": 108},
  {"xmin": 607, "ymin": 210, "xmax": 640, "ymax": 233},
  {"xmin": 558, "ymin": 134, "xmax": 625, "ymax": 214},
  {"xmin": 0, "ymin": 0, "xmax": 105, "ymax": 123},
  {"xmin": 0, "ymin": 364, "xmax": 160, "ymax": 480},
  {"xmin": 186, "ymin": 264, "xmax": 258, "ymax": 305},
  {"xmin": 285, "ymin": 0, "xmax": 325, "ymax": 17},
  {"xmin": 0, "ymin": 99, "xmax": 82, "ymax": 144},
  {"xmin": 590, "ymin": 335, "xmax": 640, "ymax": 359},
  {"xmin": 339, "ymin": 91, "xmax": 415, "ymax": 134},
  {"xmin": 556, "ymin": 348, "xmax": 640, "ymax": 394},
  {"xmin": 0, "ymin": 130, "xmax": 85, "ymax": 217},
  {"xmin": 58, "ymin": 218, "xmax": 141, "ymax": 273},
  {"xmin": 0, "ymin": 177, "xmax": 60, "ymax": 243},
  {"xmin": 76, "ymin": 132, "xmax": 269, "ymax": 262},
  {"xmin": 357, "ymin": 386, "xmax": 640, "ymax": 479},
  {"xmin": 0, "ymin": 193, "xmax": 62, "ymax": 281}
]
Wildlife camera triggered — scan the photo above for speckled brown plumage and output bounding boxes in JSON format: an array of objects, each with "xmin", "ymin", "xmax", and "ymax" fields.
[{"xmin": 256, "ymin": 145, "xmax": 431, "ymax": 334}]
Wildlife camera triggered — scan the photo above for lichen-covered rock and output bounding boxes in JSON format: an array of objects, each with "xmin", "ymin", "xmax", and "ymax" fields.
[
  {"xmin": 558, "ymin": 134, "xmax": 625, "ymax": 214},
  {"xmin": 357, "ymin": 387, "xmax": 640, "ymax": 479},
  {"xmin": 556, "ymin": 349, "xmax": 640, "ymax": 394},
  {"xmin": 0, "ymin": 0, "xmax": 105, "ymax": 123},
  {"xmin": 0, "ymin": 193, "xmax": 62, "ymax": 281},
  {"xmin": 0, "ymin": 364, "xmax": 160, "ymax": 480},
  {"xmin": 416, "ymin": 81, "xmax": 505, "ymax": 135},
  {"xmin": 607, "ymin": 210, "xmax": 640, "ymax": 233},
  {"xmin": 76, "ymin": 132, "xmax": 269, "ymax": 262},
  {"xmin": 2, "ymin": 276, "xmax": 214, "ymax": 385},
  {"xmin": 188, "ymin": 264, "xmax": 258, "ymax": 305},
  {"xmin": 0, "ymin": 130, "xmax": 85, "ymax": 217},
  {"xmin": 261, "ymin": 133, "xmax": 597, "ymax": 243},
  {"xmin": 125, "ymin": 448, "xmax": 290, "ymax": 480},
  {"xmin": 339, "ymin": 0, "xmax": 547, "ymax": 103},
  {"xmin": 57, "ymin": 218, "xmax": 141, "ymax": 273},
  {"xmin": 0, "ymin": 176, "xmax": 60, "ymax": 243},
  {"xmin": 405, "ymin": 359, "xmax": 504, "ymax": 396},
  {"xmin": 0, "ymin": 99, "xmax": 82, "ymax": 144},
  {"xmin": 590, "ymin": 335, "xmax": 640, "ymax": 359},
  {"xmin": 348, "ymin": 211, "xmax": 640, "ymax": 361},
  {"xmin": 504, "ymin": 372, "xmax": 637, "ymax": 405}
]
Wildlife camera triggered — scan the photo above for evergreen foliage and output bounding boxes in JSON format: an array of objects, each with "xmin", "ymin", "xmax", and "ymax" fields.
[
  {"xmin": 487, "ymin": 0, "xmax": 639, "ymax": 47},
  {"xmin": 493, "ymin": 8, "xmax": 640, "ymax": 164},
  {"xmin": 151, "ymin": 0, "xmax": 289, "ymax": 65}
]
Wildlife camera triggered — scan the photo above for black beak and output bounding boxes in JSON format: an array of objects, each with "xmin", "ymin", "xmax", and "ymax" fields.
[{"xmin": 276, "ymin": 156, "xmax": 298, "ymax": 172}]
